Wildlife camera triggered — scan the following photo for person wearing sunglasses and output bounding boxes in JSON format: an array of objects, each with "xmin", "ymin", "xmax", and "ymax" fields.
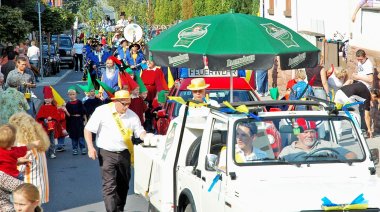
[
  {"xmin": 179, "ymin": 78, "xmax": 219, "ymax": 117},
  {"xmin": 84, "ymin": 90, "xmax": 154, "ymax": 212}
]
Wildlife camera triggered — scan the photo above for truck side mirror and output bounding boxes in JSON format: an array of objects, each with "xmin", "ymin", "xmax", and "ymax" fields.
[
  {"xmin": 205, "ymin": 154, "xmax": 218, "ymax": 171},
  {"xmin": 370, "ymin": 148, "xmax": 379, "ymax": 165},
  {"xmin": 157, "ymin": 109, "xmax": 168, "ymax": 118}
]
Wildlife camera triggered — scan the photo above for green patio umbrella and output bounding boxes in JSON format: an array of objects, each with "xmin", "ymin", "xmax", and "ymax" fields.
[{"xmin": 148, "ymin": 12, "xmax": 320, "ymax": 71}]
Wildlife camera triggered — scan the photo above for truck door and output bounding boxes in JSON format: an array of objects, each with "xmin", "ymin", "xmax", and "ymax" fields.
[{"xmin": 198, "ymin": 116, "xmax": 228, "ymax": 211}]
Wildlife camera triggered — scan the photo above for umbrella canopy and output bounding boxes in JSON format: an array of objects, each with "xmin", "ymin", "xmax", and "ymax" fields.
[{"xmin": 148, "ymin": 12, "xmax": 320, "ymax": 70}]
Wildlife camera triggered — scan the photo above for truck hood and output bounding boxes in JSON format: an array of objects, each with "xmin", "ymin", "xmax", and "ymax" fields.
[{"xmin": 232, "ymin": 175, "xmax": 380, "ymax": 211}]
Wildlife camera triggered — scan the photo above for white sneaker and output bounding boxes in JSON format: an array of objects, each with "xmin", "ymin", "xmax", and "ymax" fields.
[{"xmin": 50, "ymin": 153, "xmax": 56, "ymax": 159}]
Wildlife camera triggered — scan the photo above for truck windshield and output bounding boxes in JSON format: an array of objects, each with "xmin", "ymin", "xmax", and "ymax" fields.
[{"xmin": 232, "ymin": 116, "xmax": 365, "ymax": 165}]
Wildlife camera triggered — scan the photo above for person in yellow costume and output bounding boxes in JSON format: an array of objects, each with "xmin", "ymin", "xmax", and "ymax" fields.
[{"xmin": 178, "ymin": 78, "xmax": 219, "ymax": 117}]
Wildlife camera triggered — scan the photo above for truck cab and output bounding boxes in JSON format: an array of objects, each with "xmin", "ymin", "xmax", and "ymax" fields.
[{"xmin": 135, "ymin": 100, "xmax": 380, "ymax": 211}]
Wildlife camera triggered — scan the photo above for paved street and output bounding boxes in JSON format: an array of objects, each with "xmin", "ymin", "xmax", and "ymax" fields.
[
  {"xmin": 34, "ymin": 68, "xmax": 148, "ymax": 212},
  {"xmin": 31, "ymin": 70, "xmax": 380, "ymax": 211}
]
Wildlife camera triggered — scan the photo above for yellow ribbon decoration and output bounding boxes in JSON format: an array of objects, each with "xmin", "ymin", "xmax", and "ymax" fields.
[
  {"xmin": 223, "ymin": 101, "xmax": 249, "ymax": 113},
  {"xmin": 108, "ymin": 102, "xmax": 135, "ymax": 165}
]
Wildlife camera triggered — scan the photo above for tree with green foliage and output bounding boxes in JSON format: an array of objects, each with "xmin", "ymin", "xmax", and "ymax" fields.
[
  {"xmin": 0, "ymin": 6, "xmax": 32, "ymax": 44},
  {"xmin": 181, "ymin": 0, "xmax": 194, "ymax": 20},
  {"xmin": 63, "ymin": 0, "xmax": 82, "ymax": 14}
]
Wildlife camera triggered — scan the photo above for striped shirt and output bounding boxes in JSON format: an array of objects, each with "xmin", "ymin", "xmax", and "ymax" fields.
[{"xmin": 19, "ymin": 149, "xmax": 49, "ymax": 203}]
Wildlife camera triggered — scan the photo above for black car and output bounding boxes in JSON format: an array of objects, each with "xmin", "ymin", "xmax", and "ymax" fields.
[
  {"xmin": 51, "ymin": 34, "xmax": 74, "ymax": 69},
  {"xmin": 42, "ymin": 43, "xmax": 61, "ymax": 76}
]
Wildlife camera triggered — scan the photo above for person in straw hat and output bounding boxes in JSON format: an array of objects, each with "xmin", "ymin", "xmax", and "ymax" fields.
[
  {"xmin": 179, "ymin": 78, "xmax": 219, "ymax": 117},
  {"xmin": 84, "ymin": 90, "xmax": 154, "ymax": 212}
]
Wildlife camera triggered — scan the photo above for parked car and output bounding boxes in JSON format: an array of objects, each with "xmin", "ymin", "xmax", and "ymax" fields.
[
  {"xmin": 51, "ymin": 34, "xmax": 74, "ymax": 69},
  {"xmin": 155, "ymin": 76, "xmax": 282, "ymax": 156},
  {"xmin": 42, "ymin": 43, "xmax": 60, "ymax": 76}
]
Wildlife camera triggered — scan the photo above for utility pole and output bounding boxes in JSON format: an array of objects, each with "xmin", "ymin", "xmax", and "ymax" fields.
[{"xmin": 38, "ymin": 0, "xmax": 44, "ymax": 79}]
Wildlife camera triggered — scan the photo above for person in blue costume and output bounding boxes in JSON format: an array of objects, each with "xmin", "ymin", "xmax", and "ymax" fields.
[{"xmin": 125, "ymin": 43, "xmax": 146, "ymax": 76}]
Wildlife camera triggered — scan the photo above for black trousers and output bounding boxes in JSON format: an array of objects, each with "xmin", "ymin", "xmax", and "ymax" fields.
[
  {"xmin": 74, "ymin": 53, "xmax": 83, "ymax": 71},
  {"xmin": 98, "ymin": 148, "xmax": 131, "ymax": 212}
]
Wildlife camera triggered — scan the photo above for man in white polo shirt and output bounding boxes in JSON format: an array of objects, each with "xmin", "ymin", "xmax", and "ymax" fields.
[
  {"xmin": 84, "ymin": 90, "xmax": 153, "ymax": 212},
  {"xmin": 27, "ymin": 40, "xmax": 40, "ymax": 69}
]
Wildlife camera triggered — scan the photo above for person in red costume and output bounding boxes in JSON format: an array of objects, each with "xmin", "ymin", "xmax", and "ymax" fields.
[
  {"xmin": 141, "ymin": 60, "xmax": 168, "ymax": 103},
  {"xmin": 141, "ymin": 60, "xmax": 168, "ymax": 132},
  {"xmin": 36, "ymin": 86, "xmax": 62, "ymax": 159}
]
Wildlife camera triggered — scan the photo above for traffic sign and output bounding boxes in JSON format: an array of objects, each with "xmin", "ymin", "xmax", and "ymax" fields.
[{"xmin": 34, "ymin": 3, "xmax": 46, "ymax": 13}]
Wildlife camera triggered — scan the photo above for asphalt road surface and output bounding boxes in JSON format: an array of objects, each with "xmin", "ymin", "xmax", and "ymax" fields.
[{"xmin": 34, "ymin": 69, "xmax": 148, "ymax": 212}]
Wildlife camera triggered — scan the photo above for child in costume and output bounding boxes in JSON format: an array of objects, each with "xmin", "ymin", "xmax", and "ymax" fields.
[
  {"xmin": 36, "ymin": 86, "xmax": 62, "ymax": 159},
  {"xmin": 78, "ymin": 72, "xmax": 103, "ymax": 120},
  {"xmin": 62, "ymin": 86, "xmax": 87, "ymax": 155},
  {"xmin": 0, "ymin": 124, "xmax": 40, "ymax": 180},
  {"xmin": 129, "ymin": 74, "xmax": 147, "ymax": 125},
  {"xmin": 151, "ymin": 90, "xmax": 169, "ymax": 133}
]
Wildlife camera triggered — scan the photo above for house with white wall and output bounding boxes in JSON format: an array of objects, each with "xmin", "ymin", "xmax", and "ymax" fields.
[
  {"xmin": 261, "ymin": 0, "xmax": 380, "ymax": 50},
  {"xmin": 260, "ymin": 0, "xmax": 380, "ymax": 93}
]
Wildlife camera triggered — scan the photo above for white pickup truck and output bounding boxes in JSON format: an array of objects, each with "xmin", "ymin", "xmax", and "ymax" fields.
[{"xmin": 134, "ymin": 100, "xmax": 380, "ymax": 212}]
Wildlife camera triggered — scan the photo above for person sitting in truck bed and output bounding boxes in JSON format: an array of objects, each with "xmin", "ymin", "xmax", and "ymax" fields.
[
  {"xmin": 179, "ymin": 78, "xmax": 219, "ymax": 117},
  {"xmin": 218, "ymin": 122, "xmax": 270, "ymax": 170},
  {"xmin": 279, "ymin": 118, "xmax": 357, "ymax": 162}
]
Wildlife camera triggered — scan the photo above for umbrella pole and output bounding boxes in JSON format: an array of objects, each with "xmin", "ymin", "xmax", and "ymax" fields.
[{"xmin": 230, "ymin": 70, "xmax": 233, "ymax": 102}]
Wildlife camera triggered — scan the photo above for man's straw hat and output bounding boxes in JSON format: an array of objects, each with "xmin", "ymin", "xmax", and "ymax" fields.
[
  {"xmin": 187, "ymin": 78, "xmax": 210, "ymax": 90},
  {"xmin": 111, "ymin": 90, "xmax": 131, "ymax": 100}
]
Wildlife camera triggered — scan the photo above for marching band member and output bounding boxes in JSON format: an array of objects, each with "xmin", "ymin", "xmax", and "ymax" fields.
[
  {"xmin": 125, "ymin": 43, "xmax": 145, "ymax": 75},
  {"xmin": 116, "ymin": 39, "xmax": 130, "ymax": 63},
  {"xmin": 116, "ymin": 12, "xmax": 128, "ymax": 30}
]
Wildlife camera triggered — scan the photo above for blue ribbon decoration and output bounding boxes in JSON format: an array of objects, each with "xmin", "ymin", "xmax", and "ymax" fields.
[
  {"xmin": 248, "ymin": 112, "xmax": 261, "ymax": 121},
  {"xmin": 342, "ymin": 101, "xmax": 364, "ymax": 128},
  {"xmin": 208, "ymin": 174, "xmax": 221, "ymax": 192},
  {"xmin": 321, "ymin": 193, "xmax": 368, "ymax": 207}
]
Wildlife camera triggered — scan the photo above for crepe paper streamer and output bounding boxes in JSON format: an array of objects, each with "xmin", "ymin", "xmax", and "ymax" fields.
[
  {"xmin": 208, "ymin": 174, "xmax": 221, "ymax": 192},
  {"xmin": 50, "ymin": 86, "xmax": 65, "ymax": 107},
  {"xmin": 167, "ymin": 96, "xmax": 186, "ymax": 105},
  {"xmin": 321, "ymin": 193, "xmax": 368, "ymax": 211},
  {"xmin": 342, "ymin": 101, "xmax": 364, "ymax": 128},
  {"xmin": 223, "ymin": 101, "xmax": 261, "ymax": 121},
  {"xmin": 167, "ymin": 96, "xmax": 208, "ymax": 108}
]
